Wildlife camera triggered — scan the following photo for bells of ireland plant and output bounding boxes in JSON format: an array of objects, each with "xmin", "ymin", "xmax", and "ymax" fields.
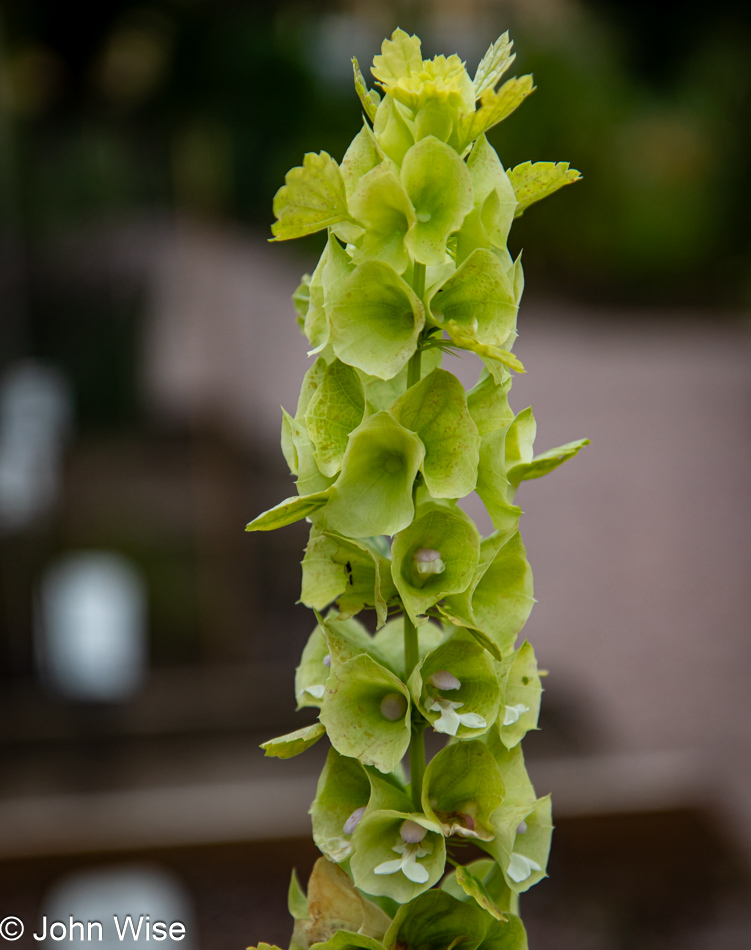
[{"xmin": 247, "ymin": 25, "xmax": 588, "ymax": 950}]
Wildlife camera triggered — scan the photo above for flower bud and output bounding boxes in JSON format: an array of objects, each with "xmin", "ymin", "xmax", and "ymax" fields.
[
  {"xmin": 323, "ymin": 653, "xmax": 332, "ymax": 667},
  {"xmin": 413, "ymin": 548, "xmax": 445, "ymax": 576},
  {"xmin": 343, "ymin": 805, "xmax": 367, "ymax": 835},
  {"xmin": 516, "ymin": 819, "xmax": 528, "ymax": 835},
  {"xmin": 427, "ymin": 669, "xmax": 461, "ymax": 691},
  {"xmin": 400, "ymin": 819, "xmax": 427, "ymax": 844},
  {"xmin": 380, "ymin": 692, "xmax": 408, "ymax": 721}
]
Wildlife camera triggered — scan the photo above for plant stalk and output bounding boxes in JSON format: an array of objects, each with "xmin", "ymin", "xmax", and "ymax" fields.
[
  {"xmin": 404, "ymin": 611, "xmax": 425, "ymax": 810},
  {"xmin": 407, "ymin": 262, "xmax": 426, "ymax": 388}
]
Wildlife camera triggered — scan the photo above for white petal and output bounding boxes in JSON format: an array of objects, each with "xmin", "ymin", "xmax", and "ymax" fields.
[
  {"xmin": 402, "ymin": 856, "xmax": 430, "ymax": 883},
  {"xmin": 507, "ymin": 852, "xmax": 542, "ymax": 883},
  {"xmin": 457, "ymin": 711, "xmax": 487, "ymax": 730},
  {"xmin": 433, "ymin": 706, "xmax": 462, "ymax": 735},
  {"xmin": 503, "ymin": 703, "xmax": 530, "ymax": 726},
  {"xmin": 304, "ymin": 684, "xmax": 325, "ymax": 699},
  {"xmin": 374, "ymin": 859, "xmax": 404, "ymax": 876}
]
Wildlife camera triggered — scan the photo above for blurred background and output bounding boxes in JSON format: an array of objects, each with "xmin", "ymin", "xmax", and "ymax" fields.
[{"xmin": 0, "ymin": 0, "xmax": 750, "ymax": 947}]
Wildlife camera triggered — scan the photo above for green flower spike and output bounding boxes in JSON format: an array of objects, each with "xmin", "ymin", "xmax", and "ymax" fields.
[
  {"xmin": 300, "ymin": 529, "xmax": 397, "ymax": 628},
  {"xmin": 445, "ymin": 530, "xmax": 534, "ymax": 656},
  {"xmin": 390, "ymin": 369, "xmax": 480, "ymax": 499},
  {"xmin": 422, "ymin": 740, "xmax": 504, "ymax": 841},
  {"xmin": 410, "ymin": 629, "xmax": 500, "ymax": 738},
  {"xmin": 310, "ymin": 747, "xmax": 371, "ymax": 863},
  {"xmin": 306, "ymin": 360, "xmax": 366, "ymax": 477},
  {"xmin": 320, "ymin": 652, "xmax": 412, "ymax": 773},
  {"xmin": 400, "ymin": 136, "xmax": 474, "ymax": 265},
  {"xmin": 324, "ymin": 412, "xmax": 425, "ymax": 538},
  {"xmin": 391, "ymin": 503, "xmax": 480, "ymax": 625},
  {"xmin": 328, "ymin": 263, "xmax": 424, "ymax": 380},
  {"xmin": 351, "ymin": 810, "xmax": 445, "ymax": 902},
  {"xmin": 383, "ymin": 890, "xmax": 487, "ymax": 950},
  {"xmin": 498, "ymin": 641, "xmax": 542, "ymax": 749}
]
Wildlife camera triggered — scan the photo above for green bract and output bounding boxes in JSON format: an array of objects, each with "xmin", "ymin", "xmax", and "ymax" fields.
[{"xmin": 250, "ymin": 24, "xmax": 588, "ymax": 950}]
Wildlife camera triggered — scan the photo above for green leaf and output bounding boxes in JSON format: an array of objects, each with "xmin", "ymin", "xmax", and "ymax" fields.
[
  {"xmin": 320, "ymin": 653, "xmax": 412, "ymax": 773},
  {"xmin": 288, "ymin": 870, "xmax": 310, "ymax": 921},
  {"xmin": 306, "ymin": 360, "xmax": 366, "ymax": 477},
  {"xmin": 245, "ymin": 487, "xmax": 331, "ymax": 532},
  {"xmin": 352, "ymin": 57, "xmax": 380, "ymax": 123},
  {"xmin": 272, "ymin": 152, "xmax": 353, "ymax": 241},
  {"xmin": 383, "ymin": 890, "xmax": 487, "ymax": 950},
  {"xmin": 473, "ymin": 33, "xmax": 516, "ymax": 98},
  {"xmin": 401, "ymin": 137, "xmax": 474, "ymax": 265},
  {"xmin": 325, "ymin": 412, "xmax": 425, "ymax": 538},
  {"xmin": 453, "ymin": 864, "xmax": 508, "ymax": 922},
  {"xmin": 391, "ymin": 503, "xmax": 480, "ymax": 625},
  {"xmin": 430, "ymin": 249, "xmax": 518, "ymax": 349},
  {"xmin": 348, "ymin": 163, "xmax": 414, "ymax": 272},
  {"xmin": 390, "ymin": 369, "xmax": 479, "ymax": 498},
  {"xmin": 446, "ymin": 531, "xmax": 534, "ymax": 657},
  {"xmin": 410, "ymin": 629, "xmax": 500, "ymax": 738},
  {"xmin": 310, "ymin": 747, "xmax": 371, "ymax": 863},
  {"xmin": 455, "ymin": 76, "xmax": 535, "ymax": 151},
  {"xmin": 351, "ymin": 809, "xmax": 446, "ymax": 904},
  {"xmin": 507, "ymin": 438, "xmax": 590, "ymax": 486},
  {"xmin": 498, "ymin": 641, "xmax": 542, "ymax": 749},
  {"xmin": 260, "ymin": 721, "xmax": 326, "ymax": 759},
  {"xmin": 329, "ymin": 263, "xmax": 425, "ymax": 380},
  {"xmin": 422, "ymin": 740, "xmax": 504, "ymax": 841},
  {"xmin": 507, "ymin": 161, "xmax": 581, "ymax": 217}
]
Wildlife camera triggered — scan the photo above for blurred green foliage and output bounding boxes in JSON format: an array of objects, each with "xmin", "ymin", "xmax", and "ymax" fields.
[{"xmin": 0, "ymin": 0, "xmax": 749, "ymax": 307}]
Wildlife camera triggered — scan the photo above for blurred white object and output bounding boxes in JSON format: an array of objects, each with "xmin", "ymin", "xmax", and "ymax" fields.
[
  {"xmin": 37, "ymin": 551, "xmax": 147, "ymax": 702},
  {"xmin": 41, "ymin": 865, "xmax": 195, "ymax": 948},
  {"xmin": 0, "ymin": 360, "xmax": 72, "ymax": 533}
]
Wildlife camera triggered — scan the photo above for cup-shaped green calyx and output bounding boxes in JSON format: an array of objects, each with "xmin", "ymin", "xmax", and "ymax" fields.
[
  {"xmin": 390, "ymin": 369, "xmax": 480, "ymax": 499},
  {"xmin": 351, "ymin": 810, "xmax": 445, "ymax": 902},
  {"xmin": 481, "ymin": 741, "xmax": 552, "ymax": 893},
  {"xmin": 348, "ymin": 163, "xmax": 415, "ymax": 273},
  {"xmin": 301, "ymin": 529, "xmax": 397, "ymax": 628},
  {"xmin": 325, "ymin": 412, "xmax": 425, "ymax": 538},
  {"xmin": 445, "ymin": 530, "xmax": 533, "ymax": 656},
  {"xmin": 410, "ymin": 629, "xmax": 500, "ymax": 738},
  {"xmin": 295, "ymin": 614, "xmax": 372, "ymax": 709},
  {"xmin": 400, "ymin": 137, "xmax": 474, "ymax": 265},
  {"xmin": 456, "ymin": 135, "xmax": 517, "ymax": 265},
  {"xmin": 320, "ymin": 653, "xmax": 411, "ymax": 773},
  {"xmin": 497, "ymin": 641, "xmax": 542, "ymax": 749},
  {"xmin": 429, "ymin": 249, "xmax": 518, "ymax": 350},
  {"xmin": 422, "ymin": 740, "xmax": 504, "ymax": 841},
  {"xmin": 310, "ymin": 747, "xmax": 372, "ymax": 863},
  {"xmin": 328, "ymin": 263, "xmax": 424, "ymax": 380},
  {"xmin": 306, "ymin": 360, "xmax": 366, "ymax": 477},
  {"xmin": 383, "ymin": 890, "xmax": 487, "ymax": 950},
  {"xmin": 391, "ymin": 504, "xmax": 480, "ymax": 625}
]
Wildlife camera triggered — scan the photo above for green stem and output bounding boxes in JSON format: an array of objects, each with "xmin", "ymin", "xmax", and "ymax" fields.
[
  {"xmin": 409, "ymin": 720, "xmax": 426, "ymax": 812},
  {"xmin": 403, "ymin": 611, "xmax": 425, "ymax": 811},
  {"xmin": 407, "ymin": 262, "xmax": 426, "ymax": 389}
]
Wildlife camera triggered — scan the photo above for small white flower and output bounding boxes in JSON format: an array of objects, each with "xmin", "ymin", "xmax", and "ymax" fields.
[
  {"xmin": 343, "ymin": 806, "xmax": 366, "ymax": 835},
  {"xmin": 503, "ymin": 703, "xmax": 530, "ymax": 726},
  {"xmin": 428, "ymin": 697, "xmax": 487, "ymax": 736},
  {"xmin": 374, "ymin": 833, "xmax": 433, "ymax": 884},
  {"xmin": 507, "ymin": 852, "xmax": 542, "ymax": 883}
]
